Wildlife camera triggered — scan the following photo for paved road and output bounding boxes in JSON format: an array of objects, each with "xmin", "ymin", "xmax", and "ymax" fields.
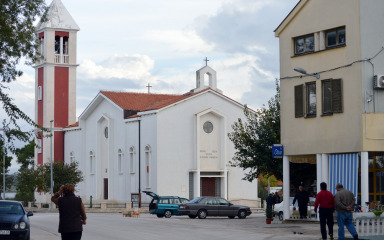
[{"xmin": 30, "ymin": 212, "xmax": 323, "ymax": 240}]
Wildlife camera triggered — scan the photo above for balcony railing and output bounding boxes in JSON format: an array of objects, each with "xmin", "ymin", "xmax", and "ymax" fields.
[{"xmin": 54, "ymin": 54, "xmax": 69, "ymax": 64}]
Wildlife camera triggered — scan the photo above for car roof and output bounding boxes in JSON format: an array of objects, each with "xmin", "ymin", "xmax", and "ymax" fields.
[{"xmin": 0, "ymin": 200, "xmax": 22, "ymax": 204}]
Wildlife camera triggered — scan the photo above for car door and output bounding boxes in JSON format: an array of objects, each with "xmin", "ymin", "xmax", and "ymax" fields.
[
  {"xmin": 204, "ymin": 197, "xmax": 219, "ymax": 216},
  {"xmin": 216, "ymin": 198, "xmax": 236, "ymax": 216}
]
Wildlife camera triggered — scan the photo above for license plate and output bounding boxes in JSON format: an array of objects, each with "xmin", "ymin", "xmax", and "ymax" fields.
[{"xmin": 0, "ymin": 230, "xmax": 10, "ymax": 235}]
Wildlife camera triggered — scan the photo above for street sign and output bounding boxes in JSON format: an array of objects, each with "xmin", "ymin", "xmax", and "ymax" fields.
[{"xmin": 272, "ymin": 144, "xmax": 283, "ymax": 158}]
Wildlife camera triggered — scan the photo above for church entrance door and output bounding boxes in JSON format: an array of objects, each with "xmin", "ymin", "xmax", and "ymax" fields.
[
  {"xmin": 201, "ymin": 177, "xmax": 216, "ymax": 196},
  {"xmin": 104, "ymin": 178, "xmax": 108, "ymax": 200}
]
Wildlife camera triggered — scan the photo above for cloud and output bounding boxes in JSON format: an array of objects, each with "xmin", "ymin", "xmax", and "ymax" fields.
[
  {"xmin": 78, "ymin": 54, "xmax": 155, "ymax": 81},
  {"xmin": 143, "ymin": 29, "xmax": 214, "ymax": 56}
]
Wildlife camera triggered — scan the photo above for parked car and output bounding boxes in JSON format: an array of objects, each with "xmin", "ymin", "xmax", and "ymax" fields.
[
  {"xmin": 274, "ymin": 197, "xmax": 316, "ymax": 221},
  {"xmin": 143, "ymin": 191, "xmax": 189, "ymax": 218},
  {"xmin": 0, "ymin": 200, "xmax": 33, "ymax": 240},
  {"xmin": 178, "ymin": 196, "xmax": 252, "ymax": 219}
]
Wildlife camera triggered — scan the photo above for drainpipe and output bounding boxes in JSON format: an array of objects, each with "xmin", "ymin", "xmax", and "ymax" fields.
[{"xmin": 138, "ymin": 119, "xmax": 141, "ymax": 208}]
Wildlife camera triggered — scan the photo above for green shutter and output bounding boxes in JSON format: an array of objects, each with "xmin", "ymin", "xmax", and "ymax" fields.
[
  {"xmin": 294, "ymin": 85, "xmax": 304, "ymax": 118},
  {"xmin": 332, "ymin": 79, "xmax": 342, "ymax": 113}
]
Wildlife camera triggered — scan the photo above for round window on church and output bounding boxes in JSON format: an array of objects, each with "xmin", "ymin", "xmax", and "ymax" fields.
[
  {"xmin": 203, "ymin": 121, "xmax": 213, "ymax": 134},
  {"xmin": 104, "ymin": 127, "xmax": 108, "ymax": 138}
]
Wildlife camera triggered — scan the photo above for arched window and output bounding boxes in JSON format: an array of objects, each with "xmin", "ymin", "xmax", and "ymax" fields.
[
  {"xmin": 90, "ymin": 151, "xmax": 95, "ymax": 174},
  {"xmin": 70, "ymin": 152, "xmax": 76, "ymax": 163},
  {"xmin": 129, "ymin": 147, "xmax": 135, "ymax": 174},
  {"xmin": 145, "ymin": 145, "xmax": 151, "ymax": 188},
  {"xmin": 118, "ymin": 149, "xmax": 123, "ymax": 174}
]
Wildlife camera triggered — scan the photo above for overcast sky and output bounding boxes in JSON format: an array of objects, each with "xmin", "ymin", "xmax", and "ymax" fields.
[{"xmin": 5, "ymin": 0, "xmax": 300, "ymax": 172}]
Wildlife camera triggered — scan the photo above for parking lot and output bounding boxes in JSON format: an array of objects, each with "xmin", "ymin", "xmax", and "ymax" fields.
[{"xmin": 30, "ymin": 212, "xmax": 322, "ymax": 240}]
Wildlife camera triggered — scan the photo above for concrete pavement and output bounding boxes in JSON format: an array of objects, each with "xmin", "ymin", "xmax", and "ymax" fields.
[{"xmin": 30, "ymin": 212, "xmax": 332, "ymax": 240}]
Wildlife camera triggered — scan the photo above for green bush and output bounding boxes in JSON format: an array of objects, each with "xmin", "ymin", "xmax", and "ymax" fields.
[{"xmin": 266, "ymin": 207, "xmax": 273, "ymax": 218}]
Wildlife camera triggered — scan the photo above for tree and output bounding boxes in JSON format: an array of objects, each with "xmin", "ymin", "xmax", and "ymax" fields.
[
  {"xmin": 16, "ymin": 161, "xmax": 84, "ymax": 202},
  {"xmin": 15, "ymin": 140, "xmax": 35, "ymax": 169},
  {"xmin": 42, "ymin": 162, "xmax": 84, "ymax": 193},
  {"xmin": 228, "ymin": 80, "xmax": 316, "ymax": 185},
  {"xmin": 0, "ymin": 0, "xmax": 47, "ymax": 151}
]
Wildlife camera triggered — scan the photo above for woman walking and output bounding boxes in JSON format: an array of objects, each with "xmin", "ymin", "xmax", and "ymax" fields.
[{"xmin": 51, "ymin": 184, "xmax": 87, "ymax": 240}]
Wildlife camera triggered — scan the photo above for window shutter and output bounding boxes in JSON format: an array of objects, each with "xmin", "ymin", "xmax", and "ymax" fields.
[
  {"xmin": 332, "ymin": 79, "xmax": 342, "ymax": 113},
  {"xmin": 294, "ymin": 85, "xmax": 304, "ymax": 117}
]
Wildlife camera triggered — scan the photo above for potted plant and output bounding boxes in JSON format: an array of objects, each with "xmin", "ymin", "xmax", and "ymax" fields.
[{"xmin": 265, "ymin": 208, "xmax": 274, "ymax": 224}]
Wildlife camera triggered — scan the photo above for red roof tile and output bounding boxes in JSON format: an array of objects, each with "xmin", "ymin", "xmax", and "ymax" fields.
[
  {"xmin": 100, "ymin": 88, "xmax": 243, "ymax": 118},
  {"xmin": 65, "ymin": 122, "xmax": 79, "ymax": 128}
]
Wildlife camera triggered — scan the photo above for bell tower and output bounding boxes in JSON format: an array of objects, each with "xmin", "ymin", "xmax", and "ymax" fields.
[{"xmin": 34, "ymin": 0, "xmax": 79, "ymax": 165}]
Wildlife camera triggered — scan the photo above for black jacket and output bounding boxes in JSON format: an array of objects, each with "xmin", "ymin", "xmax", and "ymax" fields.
[
  {"xmin": 293, "ymin": 190, "xmax": 309, "ymax": 206},
  {"xmin": 58, "ymin": 193, "xmax": 84, "ymax": 233}
]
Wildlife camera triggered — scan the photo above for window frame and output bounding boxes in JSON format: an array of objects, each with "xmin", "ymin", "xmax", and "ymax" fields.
[
  {"xmin": 305, "ymin": 81, "xmax": 317, "ymax": 118},
  {"xmin": 90, "ymin": 151, "xmax": 95, "ymax": 175},
  {"xmin": 118, "ymin": 149, "xmax": 123, "ymax": 174},
  {"xmin": 294, "ymin": 34, "xmax": 315, "ymax": 55},
  {"xmin": 325, "ymin": 27, "xmax": 346, "ymax": 48},
  {"xmin": 321, "ymin": 79, "xmax": 343, "ymax": 115},
  {"xmin": 129, "ymin": 147, "xmax": 135, "ymax": 174}
]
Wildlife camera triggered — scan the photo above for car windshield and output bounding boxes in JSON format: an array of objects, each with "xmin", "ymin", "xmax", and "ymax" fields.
[
  {"xmin": 189, "ymin": 197, "xmax": 203, "ymax": 203},
  {"xmin": 0, "ymin": 202, "xmax": 24, "ymax": 215}
]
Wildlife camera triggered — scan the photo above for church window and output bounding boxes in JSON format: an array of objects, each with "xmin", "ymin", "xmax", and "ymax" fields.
[
  {"xmin": 37, "ymin": 139, "xmax": 42, "ymax": 154},
  {"xmin": 63, "ymin": 36, "xmax": 69, "ymax": 55},
  {"xmin": 118, "ymin": 149, "xmax": 123, "ymax": 174},
  {"xmin": 130, "ymin": 147, "xmax": 135, "ymax": 174},
  {"xmin": 104, "ymin": 127, "xmax": 108, "ymax": 138},
  {"xmin": 54, "ymin": 36, "xmax": 60, "ymax": 54},
  {"xmin": 38, "ymin": 86, "xmax": 42, "ymax": 100},
  {"xmin": 70, "ymin": 152, "xmax": 76, "ymax": 163},
  {"xmin": 145, "ymin": 145, "xmax": 151, "ymax": 188},
  {"xmin": 203, "ymin": 121, "xmax": 214, "ymax": 134},
  {"xmin": 90, "ymin": 151, "xmax": 95, "ymax": 174}
]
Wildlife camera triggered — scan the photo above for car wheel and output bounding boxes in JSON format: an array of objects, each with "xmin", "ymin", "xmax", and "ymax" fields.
[
  {"xmin": 197, "ymin": 209, "xmax": 207, "ymax": 219},
  {"xmin": 278, "ymin": 212, "xmax": 284, "ymax": 221},
  {"xmin": 238, "ymin": 210, "xmax": 247, "ymax": 219},
  {"xmin": 164, "ymin": 210, "xmax": 172, "ymax": 218},
  {"xmin": 228, "ymin": 216, "xmax": 235, "ymax": 219},
  {"xmin": 156, "ymin": 214, "xmax": 164, "ymax": 218}
]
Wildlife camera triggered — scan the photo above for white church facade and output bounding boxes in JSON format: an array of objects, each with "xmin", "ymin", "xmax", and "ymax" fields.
[{"xmin": 35, "ymin": 0, "xmax": 259, "ymax": 206}]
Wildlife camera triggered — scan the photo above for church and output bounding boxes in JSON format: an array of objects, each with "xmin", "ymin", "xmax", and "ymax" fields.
[{"xmin": 34, "ymin": 0, "xmax": 259, "ymax": 206}]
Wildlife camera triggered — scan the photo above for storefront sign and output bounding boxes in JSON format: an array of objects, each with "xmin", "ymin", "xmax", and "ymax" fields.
[{"xmin": 272, "ymin": 144, "xmax": 283, "ymax": 159}]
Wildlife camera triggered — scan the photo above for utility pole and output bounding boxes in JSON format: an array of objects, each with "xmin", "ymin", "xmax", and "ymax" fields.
[{"xmin": 50, "ymin": 120, "xmax": 54, "ymax": 210}]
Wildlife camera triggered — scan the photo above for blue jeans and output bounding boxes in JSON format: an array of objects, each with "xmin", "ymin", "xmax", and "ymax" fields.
[{"xmin": 337, "ymin": 212, "xmax": 357, "ymax": 240}]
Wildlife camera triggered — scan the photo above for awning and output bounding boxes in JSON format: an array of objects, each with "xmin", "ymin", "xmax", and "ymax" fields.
[{"xmin": 290, "ymin": 155, "xmax": 316, "ymax": 164}]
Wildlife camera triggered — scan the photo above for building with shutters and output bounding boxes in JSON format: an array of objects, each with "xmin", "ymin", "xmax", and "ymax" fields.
[
  {"xmin": 275, "ymin": 0, "xmax": 384, "ymax": 218},
  {"xmin": 34, "ymin": 0, "xmax": 259, "ymax": 206}
]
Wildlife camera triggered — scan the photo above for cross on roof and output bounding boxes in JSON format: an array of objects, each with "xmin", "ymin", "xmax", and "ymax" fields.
[
  {"xmin": 204, "ymin": 57, "xmax": 209, "ymax": 66},
  {"xmin": 146, "ymin": 83, "xmax": 152, "ymax": 94}
]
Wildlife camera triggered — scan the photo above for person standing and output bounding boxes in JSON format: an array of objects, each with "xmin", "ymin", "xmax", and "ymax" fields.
[
  {"xmin": 293, "ymin": 185, "xmax": 309, "ymax": 219},
  {"xmin": 314, "ymin": 182, "xmax": 335, "ymax": 240},
  {"xmin": 334, "ymin": 183, "xmax": 358, "ymax": 240},
  {"xmin": 51, "ymin": 184, "xmax": 87, "ymax": 240},
  {"xmin": 266, "ymin": 193, "xmax": 274, "ymax": 210}
]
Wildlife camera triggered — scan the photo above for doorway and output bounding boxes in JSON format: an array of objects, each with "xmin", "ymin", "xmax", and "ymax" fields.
[
  {"xmin": 104, "ymin": 178, "xmax": 108, "ymax": 200},
  {"xmin": 201, "ymin": 177, "xmax": 216, "ymax": 196}
]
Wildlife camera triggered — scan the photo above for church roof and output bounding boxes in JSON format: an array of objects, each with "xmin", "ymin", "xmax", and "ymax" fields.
[
  {"xmin": 36, "ymin": 0, "xmax": 80, "ymax": 31},
  {"xmin": 100, "ymin": 91, "xmax": 189, "ymax": 112}
]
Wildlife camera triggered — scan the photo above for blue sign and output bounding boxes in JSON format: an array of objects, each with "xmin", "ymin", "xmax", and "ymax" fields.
[{"xmin": 272, "ymin": 144, "xmax": 283, "ymax": 159}]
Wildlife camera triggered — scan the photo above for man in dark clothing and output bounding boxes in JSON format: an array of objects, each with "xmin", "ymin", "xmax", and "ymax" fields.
[
  {"xmin": 273, "ymin": 192, "xmax": 281, "ymax": 204},
  {"xmin": 266, "ymin": 193, "xmax": 275, "ymax": 210},
  {"xmin": 314, "ymin": 182, "xmax": 335, "ymax": 240},
  {"xmin": 293, "ymin": 185, "xmax": 310, "ymax": 219}
]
